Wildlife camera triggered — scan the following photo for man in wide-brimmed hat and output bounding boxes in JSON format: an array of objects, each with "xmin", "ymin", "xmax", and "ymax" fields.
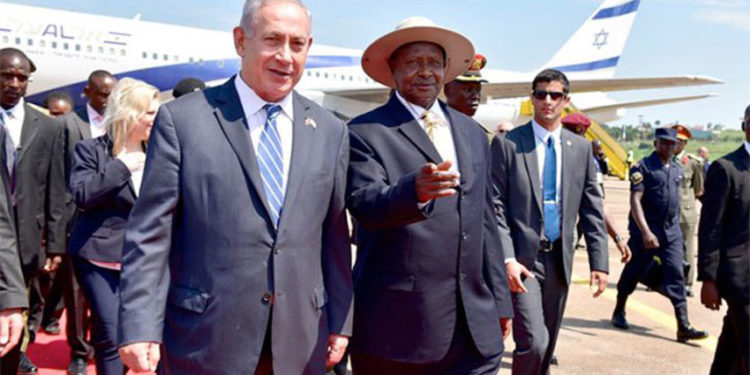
[
  {"xmin": 444, "ymin": 53, "xmax": 487, "ymax": 117},
  {"xmin": 346, "ymin": 16, "xmax": 513, "ymax": 374}
]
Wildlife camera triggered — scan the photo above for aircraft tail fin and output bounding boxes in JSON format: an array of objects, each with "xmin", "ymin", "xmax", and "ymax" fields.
[{"xmin": 541, "ymin": 0, "xmax": 640, "ymax": 78}]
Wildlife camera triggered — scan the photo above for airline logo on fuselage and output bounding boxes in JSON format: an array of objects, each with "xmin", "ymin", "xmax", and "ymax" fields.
[{"xmin": 0, "ymin": 17, "xmax": 130, "ymax": 46}]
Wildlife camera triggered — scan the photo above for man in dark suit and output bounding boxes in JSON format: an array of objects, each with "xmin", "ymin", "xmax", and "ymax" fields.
[
  {"xmin": 0, "ymin": 125, "xmax": 27, "ymax": 372},
  {"xmin": 0, "ymin": 47, "xmax": 66, "ymax": 375},
  {"xmin": 54, "ymin": 70, "xmax": 116, "ymax": 375},
  {"xmin": 117, "ymin": 1, "xmax": 352, "ymax": 374},
  {"xmin": 490, "ymin": 69, "xmax": 609, "ymax": 375},
  {"xmin": 698, "ymin": 105, "xmax": 750, "ymax": 375},
  {"xmin": 347, "ymin": 17, "xmax": 513, "ymax": 375}
]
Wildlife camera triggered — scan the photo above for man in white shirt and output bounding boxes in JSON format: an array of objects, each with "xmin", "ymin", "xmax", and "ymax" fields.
[
  {"xmin": 490, "ymin": 69, "xmax": 609, "ymax": 375},
  {"xmin": 0, "ymin": 47, "xmax": 66, "ymax": 375},
  {"xmin": 116, "ymin": 1, "xmax": 353, "ymax": 374},
  {"xmin": 346, "ymin": 17, "xmax": 513, "ymax": 375}
]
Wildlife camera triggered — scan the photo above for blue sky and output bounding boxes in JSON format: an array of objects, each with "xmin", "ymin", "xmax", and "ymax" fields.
[{"xmin": 10, "ymin": 0, "xmax": 750, "ymax": 129}]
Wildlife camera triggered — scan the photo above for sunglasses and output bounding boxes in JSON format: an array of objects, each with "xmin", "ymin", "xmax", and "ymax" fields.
[{"xmin": 532, "ymin": 90, "xmax": 567, "ymax": 101}]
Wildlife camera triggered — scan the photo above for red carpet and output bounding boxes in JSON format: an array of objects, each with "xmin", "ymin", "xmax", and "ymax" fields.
[{"xmin": 26, "ymin": 313, "xmax": 156, "ymax": 375}]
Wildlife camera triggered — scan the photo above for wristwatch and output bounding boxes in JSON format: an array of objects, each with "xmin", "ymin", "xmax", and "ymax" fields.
[{"xmin": 614, "ymin": 234, "xmax": 623, "ymax": 244}]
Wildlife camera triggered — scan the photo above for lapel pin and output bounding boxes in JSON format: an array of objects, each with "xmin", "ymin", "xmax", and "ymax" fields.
[{"xmin": 304, "ymin": 117, "xmax": 317, "ymax": 129}]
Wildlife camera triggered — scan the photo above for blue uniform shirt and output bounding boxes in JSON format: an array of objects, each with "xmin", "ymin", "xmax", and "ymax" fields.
[{"xmin": 628, "ymin": 152, "xmax": 684, "ymax": 246}]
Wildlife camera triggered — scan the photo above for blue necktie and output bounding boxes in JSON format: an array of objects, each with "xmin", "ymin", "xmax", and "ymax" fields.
[
  {"xmin": 543, "ymin": 136, "xmax": 560, "ymax": 242},
  {"xmin": 258, "ymin": 104, "xmax": 285, "ymax": 227}
]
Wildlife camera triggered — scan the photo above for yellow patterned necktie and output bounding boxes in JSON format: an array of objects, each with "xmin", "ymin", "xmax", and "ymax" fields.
[{"xmin": 421, "ymin": 110, "xmax": 442, "ymax": 142}]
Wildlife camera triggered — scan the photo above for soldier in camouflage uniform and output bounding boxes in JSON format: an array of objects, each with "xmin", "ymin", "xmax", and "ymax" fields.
[{"xmin": 672, "ymin": 124, "xmax": 704, "ymax": 297}]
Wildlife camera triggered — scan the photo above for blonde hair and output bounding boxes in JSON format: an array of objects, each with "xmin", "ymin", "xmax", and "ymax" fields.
[{"xmin": 103, "ymin": 78, "xmax": 159, "ymax": 156}]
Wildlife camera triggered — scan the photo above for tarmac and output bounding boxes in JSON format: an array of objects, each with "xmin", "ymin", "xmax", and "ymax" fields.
[{"xmin": 497, "ymin": 177, "xmax": 722, "ymax": 374}]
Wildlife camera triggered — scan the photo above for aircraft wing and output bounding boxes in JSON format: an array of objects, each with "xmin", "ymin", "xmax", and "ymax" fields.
[
  {"xmin": 579, "ymin": 93, "xmax": 718, "ymax": 115},
  {"xmin": 324, "ymin": 75, "xmax": 723, "ymax": 103}
]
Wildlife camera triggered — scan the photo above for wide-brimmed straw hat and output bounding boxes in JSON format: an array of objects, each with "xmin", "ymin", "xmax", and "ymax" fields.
[{"xmin": 361, "ymin": 16, "xmax": 475, "ymax": 88}]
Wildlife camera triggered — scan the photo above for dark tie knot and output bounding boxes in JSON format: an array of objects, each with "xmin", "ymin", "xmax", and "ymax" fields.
[
  {"xmin": 264, "ymin": 104, "xmax": 282, "ymax": 120},
  {"xmin": 547, "ymin": 135, "xmax": 554, "ymax": 148}
]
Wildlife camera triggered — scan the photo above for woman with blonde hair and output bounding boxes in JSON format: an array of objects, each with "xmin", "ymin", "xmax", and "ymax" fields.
[{"xmin": 68, "ymin": 77, "xmax": 159, "ymax": 375}]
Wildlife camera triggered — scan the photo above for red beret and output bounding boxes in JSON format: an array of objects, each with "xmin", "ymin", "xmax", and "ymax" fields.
[{"xmin": 562, "ymin": 112, "xmax": 591, "ymax": 130}]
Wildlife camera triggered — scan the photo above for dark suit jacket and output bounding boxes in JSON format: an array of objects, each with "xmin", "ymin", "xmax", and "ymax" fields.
[
  {"xmin": 13, "ymin": 104, "xmax": 66, "ymax": 278},
  {"xmin": 0, "ymin": 126, "xmax": 27, "ymax": 309},
  {"xmin": 346, "ymin": 93, "xmax": 513, "ymax": 363},
  {"xmin": 68, "ymin": 136, "xmax": 136, "ymax": 263},
  {"xmin": 117, "ymin": 78, "xmax": 353, "ymax": 375},
  {"xmin": 61, "ymin": 109, "xmax": 93, "ymax": 236},
  {"xmin": 490, "ymin": 122, "xmax": 608, "ymax": 283},
  {"xmin": 697, "ymin": 145, "xmax": 749, "ymax": 306}
]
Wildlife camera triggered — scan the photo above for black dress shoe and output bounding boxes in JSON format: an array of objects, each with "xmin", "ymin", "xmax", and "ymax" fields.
[
  {"xmin": 550, "ymin": 355, "xmax": 559, "ymax": 365},
  {"xmin": 67, "ymin": 357, "xmax": 87, "ymax": 375},
  {"xmin": 42, "ymin": 321, "xmax": 61, "ymax": 335},
  {"xmin": 685, "ymin": 288, "xmax": 694, "ymax": 297},
  {"xmin": 677, "ymin": 326, "xmax": 708, "ymax": 343},
  {"xmin": 18, "ymin": 352, "xmax": 38, "ymax": 375},
  {"xmin": 612, "ymin": 309, "xmax": 630, "ymax": 329}
]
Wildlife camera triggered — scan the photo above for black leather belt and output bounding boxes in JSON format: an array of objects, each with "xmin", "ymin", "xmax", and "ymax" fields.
[{"xmin": 540, "ymin": 239, "xmax": 555, "ymax": 252}]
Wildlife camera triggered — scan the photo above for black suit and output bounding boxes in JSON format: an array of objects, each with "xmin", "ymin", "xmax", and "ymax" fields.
[
  {"xmin": 13, "ymin": 104, "xmax": 66, "ymax": 278},
  {"xmin": 347, "ymin": 93, "xmax": 512, "ymax": 373},
  {"xmin": 698, "ymin": 145, "xmax": 750, "ymax": 375},
  {"xmin": 0, "ymin": 125, "xmax": 28, "ymax": 374}
]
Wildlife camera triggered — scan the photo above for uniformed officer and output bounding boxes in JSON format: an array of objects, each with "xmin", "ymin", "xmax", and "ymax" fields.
[
  {"xmin": 611, "ymin": 128, "xmax": 708, "ymax": 342},
  {"xmin": 444, "ymin": 53, "xmax": 487, "ymax": 117},
  {"xmin": 672, "ymin": 124, "xmax": 704, "ymax": 297}
]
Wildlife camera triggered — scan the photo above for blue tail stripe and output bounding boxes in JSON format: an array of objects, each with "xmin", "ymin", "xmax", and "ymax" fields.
[
  {"xmin": 550, "ymin": 56, "xmax": 620, "ymax": 72},
  {"xmin": 26, "ymin": 55, "xmax": 360, "ymax": 108},
  {"xmin": 593, "ymin": 0, "xmax": 640, "ymax": 20}
]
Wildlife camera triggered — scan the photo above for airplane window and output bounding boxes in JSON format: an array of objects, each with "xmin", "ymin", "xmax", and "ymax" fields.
[
  {"xmin": 121, "ymin": 49, "xmax": 126, "ymax": 56},
  {"xmin": 324, "ymin": 73, "xmax": 328, "ymax": 78},
  {"xmin": 163, "ymin": 54, "xmax": 168, "ymax": 61},
  {"xmin": 64, "ymin": 43, "xmax": 69, "ymax": 50},
  {"xmin": 52, "ymin": 41, "xmax": 57, "ymax": 49},
  {"xmin": 153, "ymin": 53, "xmax": 158, "ymax": 60},
  {"xmin": 198, "ymin": 58, "xmax": 204, "ymax": 65},
  {"xmin": 341, "ymin": 75, "xmax": 346, "ymax": 81},
  {"xmin": 142, "ymin": 52, "xmax": 147, "ymax": 59},
  {"xmin": 108, "ymin": 48, "xmax": 114, "ymax": 55},
  {"xmin": 27, "ymin": 39, "xmax": 33, "ymax": 46},
  {"xmin": 189, "ymin": 57, "xmax": 194, "ymax": 63},
  {"xmin": 75, "ymin": 44, "xmax": 81, "ymax": 51},
  {"xmin": 86, "ymin": 46, "xmax": 93, "ymax": 53},
  {"xmin": 98, "ymin": 46, "xmax": 104, "ymax": 54},
  {"xmin": 1, "ymin": 36, "xmax": 7, "ymax": 44},
  {"xmin": 173, "ymin": 55, "xmax": 178, "ymax": 62},
  {"xmin": 15, "ymin": 37, "xmax": 21, "ymax": 45},
  {"xmin": 39, "ymin": 40, "xmax": 46, "ymax": 48},
  {"xmin": 315, "ymin": 72, "xmax": 320, "ymax": 78}
]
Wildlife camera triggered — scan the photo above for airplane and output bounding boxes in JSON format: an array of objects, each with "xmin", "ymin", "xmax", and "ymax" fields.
[{"xmin": 0, "ymin": 0, "xmax": 721, "ymax": 131}]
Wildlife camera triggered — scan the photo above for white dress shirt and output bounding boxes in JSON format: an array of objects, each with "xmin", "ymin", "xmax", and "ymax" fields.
[
  {"xmin": 2, "ymin": 98, "xmax": 25, "ymax": 148},
  {"xmin": 745, "ymin": 141, "xmax": 750, "ymax": 157},
  {"xmin": 395, "ymin": 92, "xmax": 459, "ymax": 173},
  {"xmin": 234, "ymin": 74, "xmax": 293, "ymax": 193},
  {"xmin": 531, "ymin": 120, "xmax": 563, "ymax": 208},
  {"xmin": 86, "ymin": 103, "xmax": 107, "ymax": 138}
]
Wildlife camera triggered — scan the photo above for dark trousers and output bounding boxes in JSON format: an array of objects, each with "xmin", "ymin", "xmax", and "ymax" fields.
[
  {"xmin": 351, "ymin": 305, "xmax": 501, "ymax": 375},
  {"xmin": 511, "ymin": 243, "xmax": 569, "ymax": 375},
  {"xmin": 27, "ymin": 270, "xmax": 60, "ymax": 334},
  {"xmin": 710, "ymin": 302, "xmax": 749, "ymax": 375},
  {"xmin": 73, "ymin": 257, "xmax": 125, "ymax": 375},
  {"xmin": 617, "ymin": 238, "xmax": 687, "ymax": 308},
  {"xmin": 254, "ymin": 317, "xmax": 273, "ymax": 375}
]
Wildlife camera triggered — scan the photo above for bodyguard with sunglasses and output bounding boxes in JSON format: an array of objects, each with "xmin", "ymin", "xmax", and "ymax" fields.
[{"xmin": 490, "ymin": 69, "xmax": 609, "ymax": 375}]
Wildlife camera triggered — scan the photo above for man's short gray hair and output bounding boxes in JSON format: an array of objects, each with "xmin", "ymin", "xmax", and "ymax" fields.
[{"xmin": 239, "ymin": 0, "xmax": 312, "ymax": 36}]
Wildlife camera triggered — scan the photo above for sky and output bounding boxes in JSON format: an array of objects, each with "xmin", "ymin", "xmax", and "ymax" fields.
[{"xmin": 6, "ymin": 0, "xmax": 750, "ymax": 129}]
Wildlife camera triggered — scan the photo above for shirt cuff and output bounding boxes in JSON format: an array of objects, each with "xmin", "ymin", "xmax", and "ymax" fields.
[{"xmin": 504, "ymin": 257, "xmax": 517, "ymax": 264}]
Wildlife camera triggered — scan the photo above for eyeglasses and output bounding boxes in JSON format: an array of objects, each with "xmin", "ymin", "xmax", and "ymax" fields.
[{"xmin": 532, "ymin": 90, "xmax": 566, "ymax": 101}]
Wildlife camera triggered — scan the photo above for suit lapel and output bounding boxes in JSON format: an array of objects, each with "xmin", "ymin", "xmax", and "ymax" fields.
[
  {"xmin": 560, "ymin": 129, "xmax": 575, "ymax": 224},
  {"xmin": 441, "ymin": 103, "xmax": 472, "ymax": 184},
  {"xmin": 389, "ymin": 94, "xmax": 442, "ymax": 164},
  {"xmin": 277, "ymin": 93, "xmax": 315, "ymax": 234},
  {"xmin": 77, "ymin": 115, "xmax": 92, "ymax": 140},
  {"xmin": 520, "ymin": 123, "xmax": 542, "ymax": 214},
  {"xmin": 213, "ymin": 79, "xmax": 274, "ymax": 225},
  {"xmin": 16, "ymin": 104, "xmax": 41, "ymax": 166}
]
